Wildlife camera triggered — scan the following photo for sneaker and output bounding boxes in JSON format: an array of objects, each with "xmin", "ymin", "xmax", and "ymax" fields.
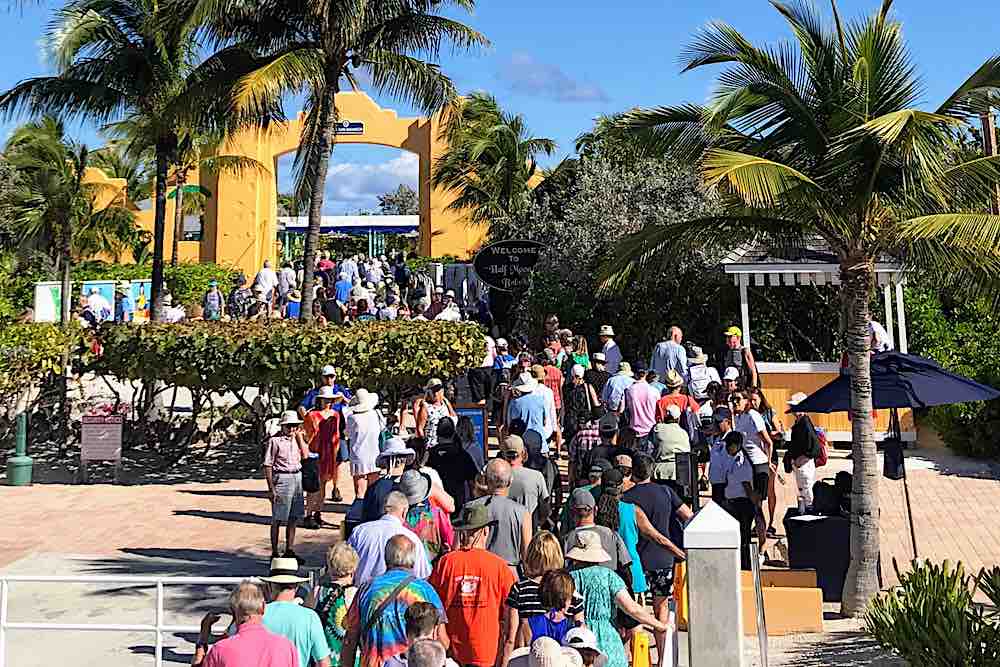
[
  {"xmin": 331, "ymin": 487, "xmax": 343, "ymax": 502},
  {"xmin": 282, "ymin": 549, "xmax": 299, "ymax": 561},
  {"xmin": 301, "ymin": 516, "xmax": 319, "ymax": 530}
]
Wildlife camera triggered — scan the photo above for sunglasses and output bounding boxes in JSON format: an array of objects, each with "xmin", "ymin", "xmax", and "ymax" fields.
[{"xmin": 500, "ymin": 450, "xmax": 519, "ymax": 460}]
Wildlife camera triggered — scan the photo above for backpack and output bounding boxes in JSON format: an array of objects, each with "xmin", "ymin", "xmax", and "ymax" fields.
[
  {"xmin": 814, "ymin": 427, "xmax": 829, "ymax": 467},
  {"xmin": 811, "ymin": 479, "xmax": 841, "ymax": 515}
]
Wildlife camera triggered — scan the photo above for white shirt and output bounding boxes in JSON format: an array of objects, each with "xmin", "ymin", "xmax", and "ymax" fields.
[
  {"xmin": 435, "ymin": 304, "xmax": 462, "ymax": 321},
  {"xmin": 735, "ymin": 409, "xmax": 769, "ymax": 465},
  {"xmin": 278, "ymin": 267, "xmax": 296, "ymax": 293},
  {"xmin": 603, "ymin": 340, "xmax": 622, "ymax": 375},
  {"xmin": 162, "ymin": 305, "xmax": 186, "ymax": 323},
  {"xmin": 347, "ymin": 514, "xmax": 431, "ymax": 586},
  {"xmin": 87, "ymin": 293, "xmax": 112, "ymax": 320},
  {"xmin": 254, "ymin": 267, "xmax": 278, "ymax": 293},
  {"xmin": 481, "ymin": 336, "xmax": 496, "ymax": 368}
]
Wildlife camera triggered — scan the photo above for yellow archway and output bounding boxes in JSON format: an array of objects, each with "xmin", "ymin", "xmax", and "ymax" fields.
[{"xmin": 168, "ymin": 91, "xmax": 482, "ymax": 277}]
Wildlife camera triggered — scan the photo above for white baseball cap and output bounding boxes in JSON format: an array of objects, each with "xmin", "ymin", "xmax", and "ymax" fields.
[
  {"xmin": 723, "ymin": 366, "xmax": 740, "ymax": 381},
  {"xmin": 321, "ymin": 365, "xmax": 336, "ymax": 377},
  {"xmin": 496, "ymin": 338, "xmax": 509, "ymax": 348},
  {"xmin": 666, "ymin": 404, "xmax": 682, "ymax": 420}
]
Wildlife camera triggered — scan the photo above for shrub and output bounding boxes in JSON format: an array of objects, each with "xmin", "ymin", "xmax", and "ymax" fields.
[
  {"xmin": 865, "ymin": 560, "xmax": 1000, "ymax": 665},
  {"xmin": 0, "ymin": 323, "xmax": 80, "ymax": 412},
  {"xmin": 71, "ymin": 260, "xmax": 239, "ymax": 308}
]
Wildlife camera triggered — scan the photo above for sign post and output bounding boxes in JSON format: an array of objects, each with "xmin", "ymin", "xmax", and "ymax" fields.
[
  {"xmin": 472, "ymin": 240, "xmax": 544, "ymax": 292},
  {"xmin": 79, "ymin": 415, "xmax": 124, "ymax": 484}
]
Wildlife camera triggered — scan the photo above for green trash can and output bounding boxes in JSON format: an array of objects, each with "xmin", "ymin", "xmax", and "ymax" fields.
[{"xmin": 6, "ymin": 413, "xmax": 32, "ymax": 486}]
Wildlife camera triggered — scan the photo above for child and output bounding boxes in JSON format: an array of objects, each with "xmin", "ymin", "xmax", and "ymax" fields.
[
  {"xmin": 384, "ymin": 601, "xmax": 456, "ymax": 667},
  {"xmin": 521, "ymin": 569, "xmax": 576, "ymax": 645},
  {"xmin": 722, "ymin": 431, "xmax": 759, "ymax": 570},
  {"xmin": 708, "ymin": 415, "xmax": 734, "ymax": 507}
]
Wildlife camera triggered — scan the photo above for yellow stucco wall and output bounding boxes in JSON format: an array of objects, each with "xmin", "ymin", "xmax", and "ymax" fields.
[{"xmin": 85, "ymin": 92, "xmax": 483, "ymax": 277}]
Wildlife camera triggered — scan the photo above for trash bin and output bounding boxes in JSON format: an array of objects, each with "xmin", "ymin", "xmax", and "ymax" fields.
[{"xmin": 783, "ymin": 507, "xmax": 850, "ymax": 601}]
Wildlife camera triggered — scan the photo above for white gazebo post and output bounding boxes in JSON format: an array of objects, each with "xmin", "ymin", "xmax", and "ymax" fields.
[
  {"xmin": 738, "ymin": 273, "xmax": 751, "ymax": 346},
  {"xmin": 895, "ymin": 279, "xmax": 909, "ymax": 353},
  {"xmin": 685, "ymin": 502, "xmax": 745, "ymax": 667},
  {"xmin": 882, "ymin": 281, "xmax": 895, "ymax": 349}
]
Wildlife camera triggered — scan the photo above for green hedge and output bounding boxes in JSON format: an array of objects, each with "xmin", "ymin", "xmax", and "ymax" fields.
[
  {"xmin": 71, "ymin": 261, "xmax": 239, "ymax": 308},
  {"xmin": 0, "ymin": 324, "xmax": 80, "ymax": 409},
  {"xmin": 90, "ymin": 319, "xmax": 486, "ymax": 406}
]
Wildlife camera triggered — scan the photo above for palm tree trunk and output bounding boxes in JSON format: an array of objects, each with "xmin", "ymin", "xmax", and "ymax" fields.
[
  {"xmin": 150, "ymin": 145, "xmax": 169, "ymax": 321},
  {"xmin": 59, "ymin": 220, "xmax": 72, "ymax": 326},
  {"xmin": 171, "ymin": 172, "xmax": 185, "ymax": 268},
  {"xmin": 839, "ymin": 255, "xmax": 880, "ymax": 617},
  {"xmin": 299, "ymin": 78, "xmax": 339, "ymax": 322}
]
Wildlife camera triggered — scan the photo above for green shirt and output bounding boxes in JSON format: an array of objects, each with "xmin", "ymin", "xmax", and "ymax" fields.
[{"xmin": 264, "ymin": 600, "xmax": 331, "ymax": 667}]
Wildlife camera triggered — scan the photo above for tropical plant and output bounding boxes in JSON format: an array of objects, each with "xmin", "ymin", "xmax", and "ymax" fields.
[
  {"xmin": 3, "ymin": 117, "xmax": 132, "ymax": 322},
  {"xmin": 90, "ymin": 143, "xmax": 152, "ymax": 205},
  {"xmin": 0, "ymin": 0, "xmax": 276, "ymax": 321},
  {"xmin": 378, "ymin": 183, "xmax": 419, "ymax": 215},
  {"xmin": 432, "ymin": 92, "xmax": 556, "ymax": 235},
  {"xmin": 189, "ymin": 0, "xmax": 488, "ymax": 321},
  {"xmin": 277, "ymin": 192, "xmax": 306, "ymax": 217},
  {"xmin": 866, "ymin": 559, "xmax": 1000, "ymax": 665},
  {"xmin": 0, "ymin": 323, "xmax": 81, "ymax": 416},
  {"xmin": 606, "ymin": 0, "xmax": 1000, "ymax": 615}
]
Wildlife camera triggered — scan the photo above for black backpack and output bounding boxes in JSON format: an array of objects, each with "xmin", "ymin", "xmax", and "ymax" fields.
[{"xmin": 811, "ymin": 479, "xmax": 841, "ymax": 515}]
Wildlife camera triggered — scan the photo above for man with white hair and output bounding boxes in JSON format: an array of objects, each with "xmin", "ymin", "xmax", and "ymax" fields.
[
  {"xmin": 341, "ymin": 535, "xmax": 446, "ymax": 667},
  {"xmin": 597, "ymin": 325, "xmax": 622, "ymax": 375},
  {"xmin": 349, "ymin": 491, "xmax": 432, "ymax": 586},
  {"xmin": 505, "ymin": 372, "xmax": 547, "ymax": 443},
  {"xmin": 253, "ymin": 260, "xmax": 279, "ymax": 313},
  {"xmin": 466, "ymin": 459, "xmax": 532, "ymax": 569},
  {"xmin": 191, "ymin": 581, "xmax": 298, "ymax": 667}
]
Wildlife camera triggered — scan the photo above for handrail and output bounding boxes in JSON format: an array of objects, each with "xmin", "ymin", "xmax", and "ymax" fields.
[{"xmin": 0, "ymin": 575, "xmax": 254, "ymax": 667}]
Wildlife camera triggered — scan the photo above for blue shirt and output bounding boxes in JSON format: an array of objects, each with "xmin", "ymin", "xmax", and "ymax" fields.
[
  {"xmin": 723, "ymin": 450, "xmax": 754, "ymax": 499},
  {"xmin": 601, "ymin": 374, "xmax": 635, "ymax": 412},
  {"xmin": 263, "ymin": 600, "xmax": 331, "ymax": 667},
  {"xmin": 650, "ymin": 340, "xmax": 689, "ymax": 381},
  {"xmin": 348, "ymin": 514, "xmax": 432, "ymax": 586},
  {"xmin": 335, "ymin": 279, "xmax": 353, "ymax": 303},
  {"xmin": 493, "ymin": 354, "xmax": 516, "ymax": 369},
  {"xmin": 115, "ymin": 295, "xmax": 133, "ymax": 323},
  {"xmin": 285, "ymin": 301, "xmax": 300, "ymax": 318},
  {"xmin": 300, "ymin": 384, "xmax": 352, "ymax": 412},
  {"xmin": 507, "ymin": 393, "xmax": 547, "ymax": 438}
]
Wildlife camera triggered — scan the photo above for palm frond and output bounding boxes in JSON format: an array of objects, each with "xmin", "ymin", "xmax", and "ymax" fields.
[{"xmin": 702, "ymin": 148, "xmax": 819, "ymax": 207}]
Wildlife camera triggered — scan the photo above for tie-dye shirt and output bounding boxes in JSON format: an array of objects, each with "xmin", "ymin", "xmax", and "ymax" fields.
[{"xmin": 346, "ymin": 568, "xmax": 444, "ymax": 667}]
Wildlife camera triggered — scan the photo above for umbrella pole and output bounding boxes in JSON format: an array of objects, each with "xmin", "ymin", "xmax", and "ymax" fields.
[{"xmin": 893, "ymin": 407, "xmax": 919, "ymax": 560}]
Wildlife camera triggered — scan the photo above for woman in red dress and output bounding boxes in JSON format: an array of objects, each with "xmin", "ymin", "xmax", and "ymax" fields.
[{"xmin": 303, "ymin": 386, "xmax": 342, "ymax": 529}]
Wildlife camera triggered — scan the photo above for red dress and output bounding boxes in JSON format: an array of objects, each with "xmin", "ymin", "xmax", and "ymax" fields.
[{"xmin": 304, "ymin": 409, "xmax": 341, "ymax": 483}]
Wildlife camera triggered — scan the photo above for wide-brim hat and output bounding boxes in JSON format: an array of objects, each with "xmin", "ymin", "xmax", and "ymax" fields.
[
  {"xmin": 317, "ymin": 385, "xmax": 344, "ymax": 401},
  {"xmin": 787, "ymin": 391, "xmax": 809, "ymax": 408},
  {"xmin": 665, "ymin": 369, "xmax": 684, "ymax": 388},
  {"xmin": 452, "ymin": 504, "xmax": 492, "ymax": 532},
  {"xmin": 617, "ymin": 362, "xmax": 634, "ymax": 378},
  {"xmin": 562, "ymin": 628, "xmax": 607, "ymax": 667},
  {"xmin": 288, "ymin": 290, "xmax": 301, "ymax": 302},
  {"xmin": 688, "ymin": 345, "xmax": 709, "ymax": 365},
  {"xmin": 398, "ymin": 469, "xmax": 432, "ymax": 505},
  {"xmin": 565, "ymin": 530, "xmax": 612, "ymax": 564},
  {"xmin": 599, "ymin": 325, "xmax": 615, "ymax": 337},
  {"xmin": 508, "ymin": 638, "xmax": 584, "ymax": 667},
  {"xmin": 261, "ymin": 557, "xmax": 308, "ymax": 584},
  {"xmin": 349, "ymin": 388, "xmax": 379, "ymax": 413},
  {"xmin": 512, "ymin": 373, "xmax": 538, "ymax": 394},
  {"xmin": 279, "ymin": 410, "xmax": 302, "ymax": 426},
  {"xmin": 377, "ymin": 437, "xmax": 415, "ymax": 466}
]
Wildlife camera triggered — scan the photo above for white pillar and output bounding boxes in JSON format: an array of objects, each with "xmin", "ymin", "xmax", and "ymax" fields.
[
  {"xmin": 882, "ymin": 284, "xmax": 895, "ymax": 349},
  {"xmin": 685, "ymin": 502, "xmax": 745, "ymax": 667},
  {"xmin": 895, "ymin": 280, "xmax": 909, "ymax": 353},
  {"xmin": 739, "ymin": 274, "xmax": 751, "ymax": 346}
]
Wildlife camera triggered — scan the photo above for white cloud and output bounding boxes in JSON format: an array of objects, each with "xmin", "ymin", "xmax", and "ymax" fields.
[
  {"xmin": 497, "ymin": 52, "xmax": 609, "ymax": 103},
  {"xmin": 322, "ymin": 152, "xmax": 419, "ymax": 214}
]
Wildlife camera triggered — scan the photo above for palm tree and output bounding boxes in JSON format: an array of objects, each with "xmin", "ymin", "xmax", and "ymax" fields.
[
  {"xmin": 0, "ymin": 0, "xmax": 276, "ymax": 320},
  {"xmin": 189, "ymin": 0, "xmax": 489, "ymax": 320},
  {"xmin": 3, "ymin": 117, "xmax": 129, "ymax": 322},
  {"xmin": 91, "ymin": 143, "xmax": 152, "ymax": 205},
  {"xmin": 606, "ymin": 0, "xmax": 1000, "ymax": 615},
  {"xmin": 432, "ymin": 92, "xmax": 556, "ymax": 236}
]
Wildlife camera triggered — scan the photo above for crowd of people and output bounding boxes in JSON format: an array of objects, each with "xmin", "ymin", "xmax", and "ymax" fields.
[{"xmin": 191, "ymin": 311, "xmax": 845, "ymax": 667}]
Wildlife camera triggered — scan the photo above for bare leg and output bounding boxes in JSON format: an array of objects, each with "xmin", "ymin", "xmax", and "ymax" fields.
[
  {"xmin": 354, "ymin": 474, "xmax": 368, "ymax": 498},
  {"xmin": 767, "ymin": 468, "xmax": 777, "ymax": 530},
  {"xmin": 285, "ymin": 519, "xmax": 298, "ymax": 554},
  {"xmin": 270, "ymin": 521, "xmax": 280, "ymax": 555},
  {"xmin": 652, "ymin": 595, "xmax": 670, "ymax": 667}
]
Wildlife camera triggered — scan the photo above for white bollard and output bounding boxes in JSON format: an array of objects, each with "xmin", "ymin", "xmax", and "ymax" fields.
[{"xmin": 684, "ymin": 501, "xmax": 745, "ymax": 667}]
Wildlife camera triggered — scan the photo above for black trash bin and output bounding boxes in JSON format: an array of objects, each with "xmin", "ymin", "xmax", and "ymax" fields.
[{"xmin": 783, "ymin": 507, "xmax": 851, "ymax": 602}]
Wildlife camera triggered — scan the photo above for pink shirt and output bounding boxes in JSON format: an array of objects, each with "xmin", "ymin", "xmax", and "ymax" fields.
[
  {"xmin": 203, "ymin": 622, "xmax": 298, "ymax": 667},
  {"xmin": 627, "ymin": 381, "xmax": 661, "ymax": 437},
  {"xmin": 264, "ymin": 435, "xmax": 302, "ymax": 473}
]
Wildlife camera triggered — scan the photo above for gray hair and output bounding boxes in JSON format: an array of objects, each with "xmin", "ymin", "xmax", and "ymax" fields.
[
  {"xmin": 408, "ymin": 639, "xmax": 447, "ymax": 667},
  {"xmin": 484, "ymin": 459, "xmax": 512, "ymax": 491},
  {"xmin": 228, "ymin": 580, "xmax": 265, "ymax": 620},
  {"xmin": 385, "ymin": 534, "xmax": 417, "ymax": 570},
  {"xmin": 384, "ymin": 490, "xmax": 410, "ymax": 515}
]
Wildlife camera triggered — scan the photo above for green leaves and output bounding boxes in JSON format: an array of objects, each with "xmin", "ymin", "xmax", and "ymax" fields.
[
  {"xmin": 0, "ymin": 324, "xmax": 81, "ymax": 409},
  {"xmin": 702, "ymin": 148, "xmax": 819, "ymax": 207}
]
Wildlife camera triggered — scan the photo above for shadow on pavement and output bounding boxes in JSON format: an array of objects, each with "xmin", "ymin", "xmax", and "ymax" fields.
[
  {"xmin": 173, "ymin": 509, "xmax": 272, "ymax": 525},
  {"xmin": 181, "ymin": 488, "xmax": 269, "ymax": 499},
  {"xmin": 777, "ymin": 630, "xmax": 905, "ymax": 666},
  {"xmin": 130, "ymin": 642, "xmax": 195, "ymax": 665}
]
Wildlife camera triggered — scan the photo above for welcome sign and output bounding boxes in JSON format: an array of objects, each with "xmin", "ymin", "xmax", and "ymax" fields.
[{"xmin": 472, "ymin": 239, "xmax": 544, "ymax": 292}]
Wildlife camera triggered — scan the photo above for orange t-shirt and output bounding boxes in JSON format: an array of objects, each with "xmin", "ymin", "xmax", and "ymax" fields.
[
  {"xmin": 655, "ymin": 393, "xmax": 701, "ymax": 423},
  {"xmin": 429, "ymin": 547, "xmax": 516, "ymax": 667}
]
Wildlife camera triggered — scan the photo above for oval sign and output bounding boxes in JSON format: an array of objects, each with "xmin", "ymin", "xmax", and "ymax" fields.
[{"xmin": 473, "ymin": 239, "xmax": 545, "ymax": 292}]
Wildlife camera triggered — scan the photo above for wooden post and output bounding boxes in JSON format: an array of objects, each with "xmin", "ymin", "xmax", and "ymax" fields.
[{"xmin": 981, "ymin": 112, "xmax": 1000, "ymax": 215}]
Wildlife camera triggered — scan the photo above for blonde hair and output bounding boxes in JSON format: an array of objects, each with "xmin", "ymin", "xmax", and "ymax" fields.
[
  {"xmin": 522, "ymin": 530, "xmax": 564, "ymax": 578},
  {"xmin": 327, "ymin": 542, "xmax": 359, "ymax": 578},
  {"xmin": 575, "ymin": 335, "xmax": 589, "ymax": 356},
  {"xmin": 531, "ymin": 364, "xmax": 546, "ymax": 381}
]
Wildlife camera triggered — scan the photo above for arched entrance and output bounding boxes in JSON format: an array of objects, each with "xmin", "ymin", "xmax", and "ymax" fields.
[{"xmin": 194, "ymin": 92, "xmax": 482, "ymax": 278}]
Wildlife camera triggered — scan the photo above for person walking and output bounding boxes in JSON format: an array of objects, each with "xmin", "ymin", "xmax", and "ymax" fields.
[
  {"xmin": 505, "ymin": 373, "xmax": 548, "ymax": 444},
  {"xmin": 563, "ymin": 365, "xmax": 599, "ymax": 447},
  {"xmin": 254, "ymin": 260, "xmax": 279, "ymax": 313},
  {"xmin": 303, "ymin": 386, "xmax": 343, "ymax": 529},
  {"xmin": 399, "ymin": 469, "xmax": 455, "ymax": 562},
  {"xmin": 499, "ymin": 435, "xmax": 550, "ymax": 528},
  {"xmin": 625, "ymin": 367, "xmax": 660, "ymax": 444},
  {"xmin": 687, "ymin": 346, "xmax": 720, "ymax": 402},
  {"xmin": 114, "ymin": 282, "xmax": 134, "ymax": 322},
  {"xmin": 720, "ymin": 431, "xmax": 758, "ymax": 570},
  {"xmin": 649, "ymin": 405, "xmax": 691, "ymax": 484},
  {"xmin": 649, "ymin": 326, "xmax": 687, "ymax": 381},
  {"xmin": 262, "ymin": 557, "xmax": 332, "ymax": 667},
  {"xmin": 264, "ymin": 411, "xmax": 310, "ymax": 559},
  {"xmin": 750, "ymin": 388, "xmax": 784, "ymax": 537},
  {"xmin": 732, "ymin": 390, "xmax": 773, "ymax": 557},
  {"xmin": 600, "ymin": 362, "xmax": 635, "ymax": 418},
  {"xmin": 311, "ymin": 543, "xmax": 360, "ymax": 667},
  {"xmin": 784, "ymin": 392, "xmax": 821, "ymax": 512},
  {"xmin": 430, "ymin": 505, "xmax": 518, "ymax": 667},
  {"xmin": 349, "ymin": 492, "xmax": 432, "ymax": 586},
  {"xmin": 562, "ymin": 488, "xmax": 632, "ymax": 576},
  {"xmin": 584, "ymin": 353, "xmax": 611, "ymax": 401},
  {"xmin": 340, "ymin": 535, "xmax": 446, "ymax": 667},
  {"xmin": 722, "ymin": 326, "xmax": 759, "ymax": 388},
  {"xmin": 597, "ymin": 326, "xmax": 622, "ymax": 375},
  {"xmin": 654, "ymin": 370, "xmax": 701, "ymax": 423},
  {"xmin": 346, "ymin": 389, "xmax": 385, "ymax": 499},
  {"xmin": 415, "ymin": 379, "xmax": 456, "ymax": 448},
  {"xmin": 226, "ymin": 274, "xmax": 253, "ymax": 320},
  {"xmin": 466, "ymin": 459, "xmax": 532, "ymax": 570},
  {"xmin": 361, "ymin": 438, "xmax": 416, "ymax": 523}
]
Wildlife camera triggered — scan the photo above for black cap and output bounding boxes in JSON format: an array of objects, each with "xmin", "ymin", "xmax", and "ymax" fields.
[
  {"xmin": 598, "ymin": 414, "xmax": 618, "ymax": 436},
  {"xmin": 601, "ymin": 467, "xmax": 625, "ymax": 489},
  {"xmin": 589, "ymin": 458, "xmax": 613, "ymax": 476}
]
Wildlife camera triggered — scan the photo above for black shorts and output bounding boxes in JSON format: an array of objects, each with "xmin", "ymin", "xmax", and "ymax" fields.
[
  {"xmin": 646, "ymin": 566, "xmax": 675, "ymax": 599},
  {"xmin": 752, "ymin": 463, "xmax": 770, "ymax": 497}
]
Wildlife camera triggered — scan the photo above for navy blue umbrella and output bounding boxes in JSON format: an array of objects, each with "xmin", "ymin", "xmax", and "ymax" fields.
[{"xmin": 789, "ymin": 351, "xmax": 1000, "ymax": 414}]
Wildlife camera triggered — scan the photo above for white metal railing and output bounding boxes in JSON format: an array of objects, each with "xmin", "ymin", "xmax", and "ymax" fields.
[{"xmin": 0, "ymin": 575, "xmax": 249, "ymax": 667}]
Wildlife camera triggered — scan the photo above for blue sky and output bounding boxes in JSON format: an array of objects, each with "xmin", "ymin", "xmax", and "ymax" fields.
[{"xmin": 1, "ymin": 1, "xmax": 996, "ymax": 212}]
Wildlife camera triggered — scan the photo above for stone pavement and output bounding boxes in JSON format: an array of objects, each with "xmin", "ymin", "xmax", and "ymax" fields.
[{"xmin": 1, "ymin": 438, "xmax": 995, "ymax": 665}]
